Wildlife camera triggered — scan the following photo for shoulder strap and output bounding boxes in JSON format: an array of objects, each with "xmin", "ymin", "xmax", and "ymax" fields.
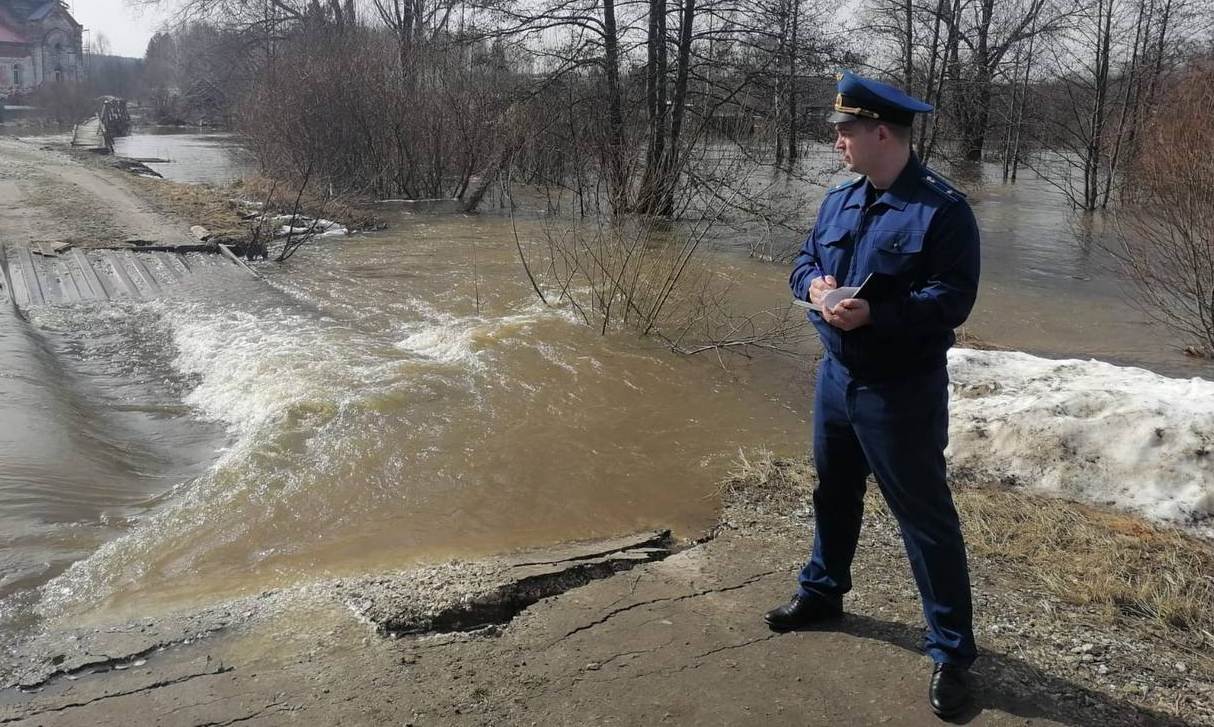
[{"xmin": 826, "ymin": 175, "xmax": 865, "ymax": 196}]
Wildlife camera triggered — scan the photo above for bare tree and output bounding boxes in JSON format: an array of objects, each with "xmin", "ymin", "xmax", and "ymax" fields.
[
  {"xmin": 857, "ymin": 0, "xmax": 1073, "ymax": 162},
  {"xmin": 1112, "ymin": 64, "xmax": 1214, "ymax": 355},
  {"xmin": 949, "ymin": 0, "xmax": 1064, "ymax": 161},
  {"xmin": 1015, "ymin": 0, "xmax": 1210, "ymax": 210},
  {"xmin": 136, "ymin": 0, "xmax": 847, "ymax": 231}
]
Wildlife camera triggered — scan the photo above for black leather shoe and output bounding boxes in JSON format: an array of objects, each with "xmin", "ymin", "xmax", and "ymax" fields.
[
  {"xmin": 928, "ymin": 662, "xmax": 970, "ymax": 718},
  {"xmin": 762, "ymin": 594, "xmax": 843, "ymax": 631}
]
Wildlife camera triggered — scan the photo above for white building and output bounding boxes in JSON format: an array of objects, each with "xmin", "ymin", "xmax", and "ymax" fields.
[{"xmin": 0, "ymin": 1, "xmax": 83, "ymax": 96}]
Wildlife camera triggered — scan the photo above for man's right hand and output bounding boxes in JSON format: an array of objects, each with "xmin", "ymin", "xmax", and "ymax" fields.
[{"xmin": 808, "ymin": 275, "xmax": 838, "ymax": 308}]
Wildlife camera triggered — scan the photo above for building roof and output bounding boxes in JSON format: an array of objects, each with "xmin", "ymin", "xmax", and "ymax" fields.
[
  {"xmin": 0, "ymin": 20, "xmax": 27, "ymax": 44},
  {"xmin": 27, "ymin": 1, "xmax": 79, "ymax": 27},
  {"xmin": 0, "ymin": 4, "xmax": 27, "ymax": 43},
  {"xmin": 26, "ymin": 1, "xmax": 56, "ymax": 21}
]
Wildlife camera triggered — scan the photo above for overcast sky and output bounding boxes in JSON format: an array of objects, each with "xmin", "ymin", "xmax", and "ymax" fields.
[{"xmin": 67, "ymin": 0, "xmax": 170, "ymax": 58}]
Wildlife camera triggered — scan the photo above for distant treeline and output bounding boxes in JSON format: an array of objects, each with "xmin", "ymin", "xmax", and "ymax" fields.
[
  {"xmin": 103, "ymin": 0, "xmax": 1214, "ymax": 215},
  {"xmin": 23, "ymin": 0, "xmax": 1210, "ymax": 355}
]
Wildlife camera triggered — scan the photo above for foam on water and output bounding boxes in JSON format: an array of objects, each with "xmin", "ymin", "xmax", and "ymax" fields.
[
  {"xmin": 169, "ymin": 305, "xmax": 374, "ymax": 434},
  {"xmin": 33, "ymin": 286, "xmax": 595, "ymax": 620},
  {"xmin": 394, "ymin": 299, "xmax": 584, "ymax": 370},
  {"xmin": 397, "ymin": 320, "xmax": 480, "ymax": 367},
  {"xmin": 33, "ymin": 294, "xmax": 411, "ymax": 617}
]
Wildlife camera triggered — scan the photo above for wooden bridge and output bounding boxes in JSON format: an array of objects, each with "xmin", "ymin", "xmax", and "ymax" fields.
[{"xmin": 71, "ymin": 97, "xmax": 132, "ymax": 153}]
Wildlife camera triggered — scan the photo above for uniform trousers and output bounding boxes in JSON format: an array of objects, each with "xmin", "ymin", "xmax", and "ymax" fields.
[{"xmin": 798, "ymin": 355, "xmax": 976, "ymax": 667}]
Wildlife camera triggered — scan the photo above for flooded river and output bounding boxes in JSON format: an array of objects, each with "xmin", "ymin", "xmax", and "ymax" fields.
[
  {"xmin": 1, "ymin": 136, "xmax": 1209, "ymax": 651},
  {"xmin": 111, "ymin": 128, "xmax": 256, "ymax": 184},
  {"xmin": 0, "ymin": 209, "xmax": 808, "ymax": 644}
]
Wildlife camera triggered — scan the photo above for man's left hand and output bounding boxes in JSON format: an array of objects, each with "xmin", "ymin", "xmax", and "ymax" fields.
[{"xmin": 824, "ymin": 298, "xmax": 872, "ymax": 331}]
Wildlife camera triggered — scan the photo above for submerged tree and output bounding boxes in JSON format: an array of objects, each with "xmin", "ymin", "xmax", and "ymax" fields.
[
  {"xmin": 855, "ymin": 0, "xmax": 1071, "ymax": 163},
  {"xmin": 1113, "ymin": 65, "xmax": 1214, "ymax": 355}
]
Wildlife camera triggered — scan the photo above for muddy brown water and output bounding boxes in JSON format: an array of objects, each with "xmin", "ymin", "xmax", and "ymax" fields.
[
  {"xmin": 1, "ymin": 139, "xmax": 1209, "ymax": 653},
  {"xmin": 0, "ymin": 212, "xmax": 810, "ymax": 646}
]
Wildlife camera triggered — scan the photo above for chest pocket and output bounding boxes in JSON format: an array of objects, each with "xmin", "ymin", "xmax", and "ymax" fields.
[
  {"xmin": 815, "ymin": 225, "xmax": 854, "ymax": 275},
  {"xmin": 869, "ymin": 230, "xmax": 926, "ymax": 277}
]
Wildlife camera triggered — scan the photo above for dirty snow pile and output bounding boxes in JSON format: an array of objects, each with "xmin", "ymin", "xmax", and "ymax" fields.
[
  {"xmin": 226, "ymin": 202, "xmax": 351, "ymax": 238},
  {"xmin": 269, "ymin": 214, "xmax": 348, "ymax": 238},
  {"xmin": 946, "ymin": 349, "xmax": 1213, "ymax": 533}
]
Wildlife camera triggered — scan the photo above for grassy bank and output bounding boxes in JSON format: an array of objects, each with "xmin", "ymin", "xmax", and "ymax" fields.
[
  {"xmin": 63, "ymin": 143, "xmax": 384, "ymax": 248},
  {"xmin": 722, "ymin": 451, "xmax": 1214, "ymax": 669},
  {"xmin": 130, "ymin": 174, "xmax": 380, "ymax": 240}
]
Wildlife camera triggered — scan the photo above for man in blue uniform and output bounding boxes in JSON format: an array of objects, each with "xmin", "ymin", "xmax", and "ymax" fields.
[{"xmin": 765, "ymin": 71, "xmax": 981, "ymax": 718}]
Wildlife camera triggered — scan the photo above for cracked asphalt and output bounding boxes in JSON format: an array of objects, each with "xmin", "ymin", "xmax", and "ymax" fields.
[{"xmin": 3, "ymin": 527, "xmax": 1156, "ymax": 726}]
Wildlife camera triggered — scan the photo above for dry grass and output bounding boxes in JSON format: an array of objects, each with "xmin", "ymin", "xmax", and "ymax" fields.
[
  {"xmin": 128, "ymin": 173, "xmax": 379, "ymax": 244},
  {"xmin": 954, "ymin": 327, "xmax": 1009, "ymax": 351},
  {"xmin": 721, "ymin": 448, "xmax": 811, "ymax": 501},
  {"xmin": 722, "ymin": 451, "xmax": 1214, "ymax": 656},
  {"xmin": 130, "ymin": 176, "xmax": 248, "ymax": 238},
  {"xmin": 956, "ymin": 486, "xmax": 1214, "ymax": 645}
]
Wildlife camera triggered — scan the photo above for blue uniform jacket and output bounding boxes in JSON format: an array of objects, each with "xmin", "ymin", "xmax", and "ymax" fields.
[{"xmin": 790, "ymin": 155, "xmax": 980, "ymax": 381}]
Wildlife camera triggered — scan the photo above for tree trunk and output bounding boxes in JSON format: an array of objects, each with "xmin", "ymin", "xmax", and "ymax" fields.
[
  {"xmin": 787, "ymin": 0, "xmax": 799, "ymax": 164},
  {"xmin": 1009, "ymin": 24, "xmax": 1035, "ymax": 183},
  {"xmin": 1101, "ymin": 0, "xmax": 1148, "ymax": 206},
  {"xmin": 924, "ymin": 0, "xmax": 960, "ymax": 162},
  {"xmin": 961, "ymin": 0, "xmax": 994, "ymax": 162},
  {"xmin": 1002, "ymin": 47, "xmax": 1019, "ymax": 182},
  {"xmin": 1145, "ymin": 0, "xmax": 1173, "ymax": 109},
  {"xmin": 658, "ymin": 0, "xmax": 696, "ymax": 215},
  {"xmin": 602, "ymin": 0, "xmax": 630, "ymax": 213},
  {"xmin": 903, "ymin": 0, "xmax": 913, "ymax": 89},
  {"xmin": 962, "ymin": 74, "xmax": 991, "ymax": 161},
  {"xmin": 1084, "ymin": 0, "xmax": 1113, "ymax": 210},
  {"xmin": 916, "ymin": 0, "xmax": 946, "ymax": 157},
  {"xmin": 638, "ymin": 0, "xmax": 669, "ymax": 211},
  {"xmin": 774, "ymin": 3, "xmax": 787, "ymax": 168}
]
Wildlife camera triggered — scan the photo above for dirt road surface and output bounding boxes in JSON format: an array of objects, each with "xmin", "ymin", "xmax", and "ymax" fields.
[{"xmin": 0, "ymin": 136, "xmax": 193, "ymax": 249}]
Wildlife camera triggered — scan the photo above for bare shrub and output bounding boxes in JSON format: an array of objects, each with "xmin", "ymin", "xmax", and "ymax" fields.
[
  {"xmin": 1113, "ymin": 65, "xmax": 1214, "ymax": 356},
  {"xmin": 512, "ymin": 206, "xmax": 808, "ymax": 358},
  {"xmin": 236, "ymin": 24, "xmax": 513, "ymax": 201},
  {"xmin": 20, "ymin": 81, "xmax": 94, "ymax": 126}
]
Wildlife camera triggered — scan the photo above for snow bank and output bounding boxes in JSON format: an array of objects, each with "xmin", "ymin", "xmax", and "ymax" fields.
[
  {"xmin": 947, "ymin": 349, "xmax": 1214, "ymax": 533},
  {"xmin": 270, "ymin": 215, "xmax": 348, "ymax": 238}
]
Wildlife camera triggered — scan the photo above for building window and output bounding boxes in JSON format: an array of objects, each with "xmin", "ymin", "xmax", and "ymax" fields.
[
  {"xmin": 13, "ymin": 64, "xmax": 21, "ymax": 87},
  {"xmin": 55, "ymin": 67, "xmax": 63, "ymax": 83}
]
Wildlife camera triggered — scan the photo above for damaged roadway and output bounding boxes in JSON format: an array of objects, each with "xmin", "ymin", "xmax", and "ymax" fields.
[
  {"xmin": 0, "ymin": 531, "xmax": 1046, "ymax": 727},
  {"xmin": 2, "ymin": 468, "xmax": 1201, "ymax": 727},
  {"xmin": 0, "ymin": 136, "xmax": 1207, "ymax": 726}
]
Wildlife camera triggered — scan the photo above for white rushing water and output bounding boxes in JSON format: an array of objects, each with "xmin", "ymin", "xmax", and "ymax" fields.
[
  {"xmin": 24, "ymin": 234, "xmax": 788, "ymax": 627},
  {"xmin": 34, "ymin": 285, "xmax": 584, "ymax": 619}
]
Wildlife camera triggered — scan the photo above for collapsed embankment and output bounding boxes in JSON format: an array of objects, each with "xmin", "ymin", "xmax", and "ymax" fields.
[
  {"xmin": 2, "ymin": 451, "xmax": 1212, "ymax": 726},
  {"xmin": 2, "ymin": 136, "xmax": 1212, "ymax": 725}
]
